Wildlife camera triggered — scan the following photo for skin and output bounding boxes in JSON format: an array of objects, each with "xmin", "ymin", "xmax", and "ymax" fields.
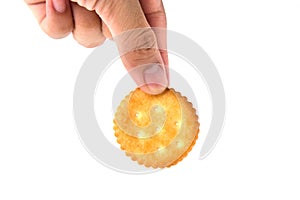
[{"xmin": 25, "ymin": 0, "xmax": 169, "ymax": 94}]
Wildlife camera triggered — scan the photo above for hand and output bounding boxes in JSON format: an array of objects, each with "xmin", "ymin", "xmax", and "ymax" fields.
[{"xmin": 25, "ymin": 0, "xmax": 169, "ymax": 94}]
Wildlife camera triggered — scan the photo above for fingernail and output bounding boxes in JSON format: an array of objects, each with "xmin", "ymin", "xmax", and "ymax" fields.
[
  {"xmin": 143, "ymin": 64, "xmax": 168, "ymax": 94},
  {"xmin": 52, "ymin": 0, "xmax": 66, "ymax": 13}
]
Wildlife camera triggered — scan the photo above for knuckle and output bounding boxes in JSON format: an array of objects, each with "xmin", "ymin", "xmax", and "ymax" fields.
[
  {"xmin": 73, "ymin": 34, "xmax": 106, "ymax": 48},
  {"xmin": 95, "ymin": 0, "xmax": 118, "ymax": 20},
  {"xmin": 86, "ymin": 0, "xmax": 101, "ymax": 11},
  {"xmin": 125, "ymin": 47, "xmax": 159, "ymax": 66},
  {"xmin": 132, "ymin": 48, "xmax": 158, "ymax": 63},
  {"xmin": 75, "ymin": 0, "xmax": 112, "ymax": 12},
  {"xmin": 44, "ymin": 26, "xmax": 71, "ymax": 39},
  {"xmin": 134, "ymin": 29, "xmax": 158, "ymax": 50},
  {"xmin": 117, "ymin": 28, "xmax": 158, "ymax": 54},
  {"xmin": 133, "ymin": 48, "xmax": 158, "ymax": 62},
  {"xmin": 118, "ymin": 28, "xmax": 160, "ymax": 65}
]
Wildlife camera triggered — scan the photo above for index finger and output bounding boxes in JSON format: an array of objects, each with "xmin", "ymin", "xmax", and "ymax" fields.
[{"xmin": 139, "ymin": 0, "xmax": 169, "ymax": 68}]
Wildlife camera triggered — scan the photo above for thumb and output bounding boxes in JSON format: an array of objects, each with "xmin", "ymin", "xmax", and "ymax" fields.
[{"xmin": 94, "ymin": 0, "xmax": 168, "ymax": 94}]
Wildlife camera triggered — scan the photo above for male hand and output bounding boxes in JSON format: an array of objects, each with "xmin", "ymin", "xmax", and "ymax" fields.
[{"xmin": 25, "ymin": 0, "xmax": 169, "ymax": 94}]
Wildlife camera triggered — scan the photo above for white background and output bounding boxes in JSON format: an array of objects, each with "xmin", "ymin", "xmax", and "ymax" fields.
[{"xmin": 1, "ymin": 0, "xmax": 299, "ymax": 199}]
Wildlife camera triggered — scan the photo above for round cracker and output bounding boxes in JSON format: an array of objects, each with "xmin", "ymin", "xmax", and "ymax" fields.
[{"xmin": 114, "ymin": 88, "xmax": 199, "ymax": 168}]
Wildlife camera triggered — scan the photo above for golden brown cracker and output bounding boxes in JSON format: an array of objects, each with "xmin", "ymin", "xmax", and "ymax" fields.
[{"xmin": 114, "ymin": 88, "xmax": 199, "ymax": 168}]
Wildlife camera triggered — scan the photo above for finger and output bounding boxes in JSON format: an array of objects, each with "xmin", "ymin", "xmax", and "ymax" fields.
[
  {"xmin": 71, "ymin": 2, "xmax": 106, "ymax": 48},
  {"xmin": 94, "ymin": 0, "xmax": 168, "ymax": 94},
  {"xmin": 139, "ymin": 0, "xmax": 169, "ymax": 70},
  {"xmin": 25, "ymin": 0, "xmax": 73, "ymax": 39}
]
